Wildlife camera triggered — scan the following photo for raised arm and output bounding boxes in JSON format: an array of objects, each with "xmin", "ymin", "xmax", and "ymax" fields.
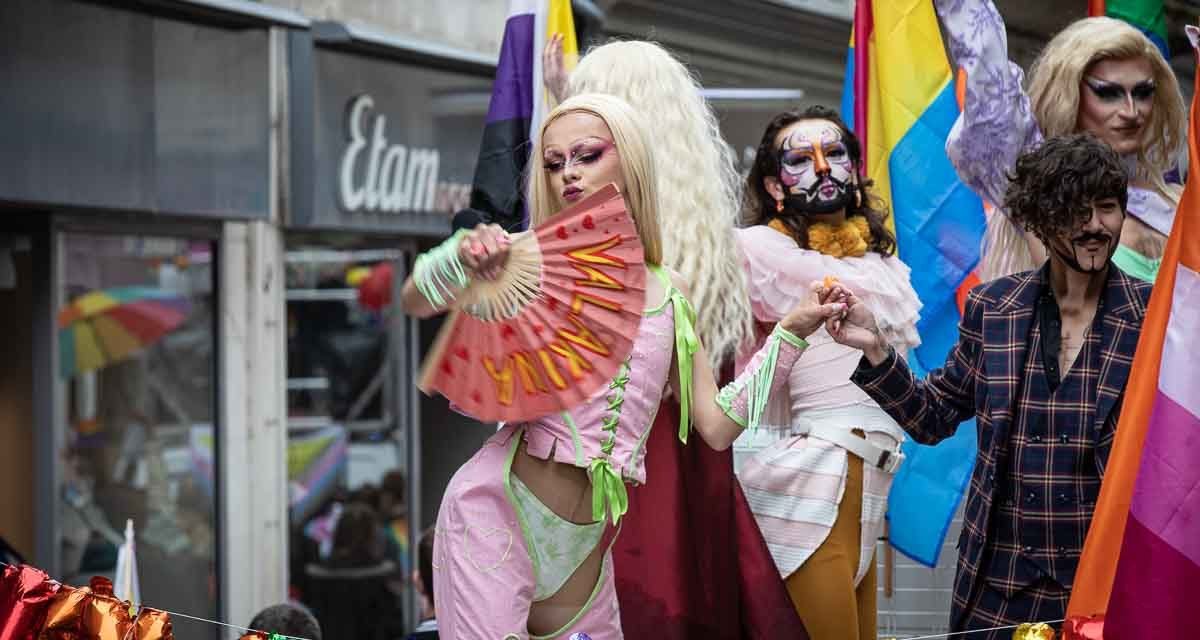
[
  {"xmin": 666, "ymin": 273, "xmax": 845, "ymax": 451},
  {"xmin": 936, "ymin": 0, "xmax": 1043, "ymax": 207},
  {"xmin": 400, "ymin": 224, "xmax": 510, "ymax": 318},
  {"xmin": 833, "ymin": 284, "xmax": 986, "ymax": 444}
]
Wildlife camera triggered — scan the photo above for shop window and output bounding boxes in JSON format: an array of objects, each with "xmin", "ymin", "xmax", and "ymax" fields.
[
  {"xmin": 57, "ymin": 232, "xmax": 217, "ymax": 635},
  {"xmin": 284, "ymin": 245, "xmax": 410, "ymax": 637}
]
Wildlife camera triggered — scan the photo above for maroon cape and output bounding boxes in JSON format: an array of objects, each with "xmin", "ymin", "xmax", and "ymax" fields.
[{"xmin": 612, "ymin": 400, "xmax": 809, "ymax": 639}]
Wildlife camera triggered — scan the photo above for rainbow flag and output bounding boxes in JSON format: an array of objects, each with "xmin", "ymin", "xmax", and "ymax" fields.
[
  {"xmin": 454, "ymin": 0, "xmax": 578, "ymax": 232},
  {"xmin": 840, "ymin": 0, "xmax": 986, "ymax": 567},
  {"xmin": 1066, "ymin": 28, "xmax": 1200, "ymax": 636},
  {"xmin": 1089, "ymin": 0, "xmax": 1168, "ymax": 57}
]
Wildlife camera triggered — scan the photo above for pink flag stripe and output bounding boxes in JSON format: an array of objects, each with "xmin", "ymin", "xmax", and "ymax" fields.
[
  {"xmin": 1128, "ymin": 388, "xmax": 1200, "ymax": 566},
  {"xmin": 1107, "ymin": 516, "xmax": 1200, "ymax": 639}
]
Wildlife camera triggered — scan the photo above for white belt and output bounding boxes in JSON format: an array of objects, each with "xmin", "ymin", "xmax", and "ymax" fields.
[{"xmin": 798, "ymin": 423, "xmax": 904, "ymax": 474}]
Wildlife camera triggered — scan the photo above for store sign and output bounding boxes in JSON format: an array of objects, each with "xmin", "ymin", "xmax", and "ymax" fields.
[
  {"xmin": 291, "ymin": 43, "xmax": 488, "ymax": 234},
  {"xmin": 338, "ymin": 94, "xmax": 441, "ymax": 214}
]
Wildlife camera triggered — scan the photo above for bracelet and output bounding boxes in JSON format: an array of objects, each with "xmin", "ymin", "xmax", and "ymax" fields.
[{"xmin": 412, "ymin": 229, "xmax": 470, "ymax": 308}]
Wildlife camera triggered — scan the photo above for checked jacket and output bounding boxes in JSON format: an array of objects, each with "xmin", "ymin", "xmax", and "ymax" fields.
[{"xmin": 850, "ymin": 266, "xmax": 1150, "ymax": 630}]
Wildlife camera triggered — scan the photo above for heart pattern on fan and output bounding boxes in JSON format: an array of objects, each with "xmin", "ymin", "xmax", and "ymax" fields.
[{"xmin": 419, "ymin": 184, "xmax": 647, "ymax": 423}]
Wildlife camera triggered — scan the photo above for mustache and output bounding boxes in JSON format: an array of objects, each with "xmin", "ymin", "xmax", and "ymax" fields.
[
  {"xmin": 1071, "ymin": 232, "xmax": 1113, "ymax": 244},
  {"xmin": 799, "ymin": 174, "xmax": 849, "ymax": 197}
]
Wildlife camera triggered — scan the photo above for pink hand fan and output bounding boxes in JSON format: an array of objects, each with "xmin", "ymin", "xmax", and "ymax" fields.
[{"xmin": 419, "ymin": 183, "xmax": 646, "ymax": 422}]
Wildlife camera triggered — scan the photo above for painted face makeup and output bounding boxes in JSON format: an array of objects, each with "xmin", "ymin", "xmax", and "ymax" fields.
[
  {"xmin": 541, "ymin": 112, "xmax": 623, "ymax": 209},
  {"xmin": 1078, "ymin": 57, "xmax": 1156, "ymax": 156},
  {"xmin": 776, "ymin": 119, "xmax": 856, "ymax": 215},
  {"xmin": 1045, "ymin": 197, "xmax": 1125, "ymax": 273},
  {"xmin": 542, "ymin": 140, "xmax": 616, "ymax": 175}
]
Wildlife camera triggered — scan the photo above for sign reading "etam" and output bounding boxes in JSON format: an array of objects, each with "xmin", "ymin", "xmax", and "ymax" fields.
[{"xmin": 338, "ymin": 94, "xmax": 440, "ymax": 214}]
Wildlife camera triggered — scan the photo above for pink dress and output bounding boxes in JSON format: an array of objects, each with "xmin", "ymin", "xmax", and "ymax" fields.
[
  {"xmin": 432, "ymin": 267, "xmax": 696, "ymax": 640},
  {"xmin": 732, "ymin": 225, "xmax": 922, "ymax": 583}
]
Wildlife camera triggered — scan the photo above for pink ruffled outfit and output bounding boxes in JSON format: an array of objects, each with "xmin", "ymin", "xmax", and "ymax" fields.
[
  {"xmin": 433, "ymin": 268, "xmax": 698, "ymax": 640},
  {"xmin": 731, "ymin": 225, "xmax": 922, "ymax": 583}
]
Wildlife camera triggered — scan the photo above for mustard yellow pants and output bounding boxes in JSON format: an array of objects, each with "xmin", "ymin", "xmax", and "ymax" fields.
[{"xmin": 784, "ymin": 454, "xmax": 877, "ymax": 640}]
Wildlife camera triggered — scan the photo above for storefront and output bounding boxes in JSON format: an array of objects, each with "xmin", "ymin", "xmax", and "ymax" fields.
[
  {"xmin": 0, "ymin": 0, "xmax": 300, "ymax": 636},
  {"xmin": 282, "ymin": 23, "xmax": 495, "ymax": 632}
]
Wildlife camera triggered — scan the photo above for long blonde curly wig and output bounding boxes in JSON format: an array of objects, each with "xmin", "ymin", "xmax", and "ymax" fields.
[
  {"xmin": 567, "ymin": 40, "xmax": 754, "ymax": 368},
  {"xmin": 980, "ymin": 15, "xmax": 1186, "ymax": 281},
  {"xmin": 1027, "ymin": 16, "xmax": 1185, "ymax": 195}
]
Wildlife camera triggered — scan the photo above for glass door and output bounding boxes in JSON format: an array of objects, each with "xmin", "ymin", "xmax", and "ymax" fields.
[{"xmin": 55, "ymin": 230, "xmax": 218, "ymax": 638}]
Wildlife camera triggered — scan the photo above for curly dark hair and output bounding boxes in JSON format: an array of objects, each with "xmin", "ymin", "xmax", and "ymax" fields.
[
  {"xmin": 1004, "ymin": 133, "xmax": 1128, "ymax": 242},
  {"xmin": 742, "ymin": 105, "xmax": 896, "ymax": 256}
]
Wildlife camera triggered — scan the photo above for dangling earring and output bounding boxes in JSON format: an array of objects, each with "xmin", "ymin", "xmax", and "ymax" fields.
[
  {"xmin": 775, "ymin": 199, "xmax": 784, "ymax": 213},
  {"xmin": 854, "ymin": 190, "xmax": 862, "ymax": 209}
]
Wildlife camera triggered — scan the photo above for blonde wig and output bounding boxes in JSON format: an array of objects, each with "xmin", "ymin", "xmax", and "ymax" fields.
[
  {"xmin": 567, "ymin": 40, "xmax": 754, "ymax": 368},
  {"xmin": 529, "ymin": 93, "xmax": 664, "ymax": 266},
  {"xmin": 980, "ymin": 16, "xmax": 1186, "ymax": 280},
  {"xmin": 1027, "ymin": 16, "xmax": 1185, "ymax": 197}
]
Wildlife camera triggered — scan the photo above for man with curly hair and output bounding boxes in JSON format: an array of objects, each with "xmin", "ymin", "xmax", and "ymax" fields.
[{"xmin": 826, "ymin": 133, "xmax": 1152, "ymax": 638}]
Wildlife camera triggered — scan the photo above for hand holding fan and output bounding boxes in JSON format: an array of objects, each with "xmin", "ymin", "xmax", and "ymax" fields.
[{"xmin": 419, "ymin": 183, "xmax": 647, "ymax": 422}]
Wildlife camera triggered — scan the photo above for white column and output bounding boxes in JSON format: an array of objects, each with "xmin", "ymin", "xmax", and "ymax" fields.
[
  {"xmin": 219, "ymin": 24, "xmax": 290, "ymax": 633},
  {"xmin": 219, "ymin": 219, "xmax": 288, "ymax": 632}
]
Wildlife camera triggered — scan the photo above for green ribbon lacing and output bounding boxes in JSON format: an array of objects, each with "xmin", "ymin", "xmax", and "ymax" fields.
[
  {"xmin": 588, "ymin": 458, "xmax": 628, "ymax": 526},
  {"xmin": 667, "ymin": 289, "xmax": 699, "ymax": 443},
  {"xmin": 589, "ymin": 359, "xmax": 630, "ymax": 524},
  {"xmin": 412, "ymin": 229, "xmax": 470, "ymax": 308},
  {"xmin": 715, "ymin": 326, "xmax": 807, "ymax": 431}
]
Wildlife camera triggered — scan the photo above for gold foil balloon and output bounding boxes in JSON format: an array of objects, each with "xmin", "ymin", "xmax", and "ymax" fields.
[
  {"xmin": 132, "ymin": 609, "xmax": 174, "ymax": 640},
  {"xmin": 39, "ymin": 586, "xmax": 89, "ymax": 640},
  {"xmin": 1011, "ymin": 622, "xmax": 1056, "ymax": 640}
]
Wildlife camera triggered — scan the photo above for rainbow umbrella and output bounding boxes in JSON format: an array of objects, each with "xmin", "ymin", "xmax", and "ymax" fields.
[{"xmin": 58, "ymin": 286, "xmax": 192, "ymax": 377}]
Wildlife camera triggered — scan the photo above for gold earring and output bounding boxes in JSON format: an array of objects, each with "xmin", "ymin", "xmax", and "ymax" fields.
[{"xmin": 775, "ymin": 199, "xmax": 784, "ymax": 213}]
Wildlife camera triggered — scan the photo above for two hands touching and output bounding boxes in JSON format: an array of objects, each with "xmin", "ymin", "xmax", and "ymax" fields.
[{"xmin": 780, "ymin": 281, "xmax": 891, "ymax": 366}]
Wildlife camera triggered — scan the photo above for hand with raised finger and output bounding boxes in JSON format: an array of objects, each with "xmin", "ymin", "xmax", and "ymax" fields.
[
  {"xmin": 825, "ymin": 291, "xmax": 889, "ymax": 364},
  {"xmin": 542, "ymin": 33, "xmax": 569, "ymax": 104},
  {"xmin": 779, "ymin": 281, "xmax": 848, "ymax": 339}
]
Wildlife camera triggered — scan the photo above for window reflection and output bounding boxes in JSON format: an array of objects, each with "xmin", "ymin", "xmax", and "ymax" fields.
[
  {"xmin": 284, "ymin": 245, "xmax": 410, "ymax": 636},
  {"xmin": 58, "ymin": 233, "xmax": 216, "ymax": 634}
]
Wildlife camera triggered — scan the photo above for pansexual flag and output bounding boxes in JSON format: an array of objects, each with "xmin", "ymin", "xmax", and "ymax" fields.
[
  {"xmin": 1066, "ymin": 27, "xmax": 1200, "ymax": 637},
  {"xmin": 1088, "ymin": 0, "xmax": 1169, "ymax": 57},
  {"xmin": 455, "ymin": 0, "xmax": 578, "ymax": 232},
  {"xmin": 840, "ymin": 0, "xmax": 987, "ymax": 567}
]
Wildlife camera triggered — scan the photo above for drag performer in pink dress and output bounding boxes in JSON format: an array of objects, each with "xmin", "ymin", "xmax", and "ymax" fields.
[
  {"xmin": 727, "ymin": 106, "xmax": 921, "ymax": 640},
  {"xmin": 401, "ymin": 94, "xmax": 845, "ymax": 640}
]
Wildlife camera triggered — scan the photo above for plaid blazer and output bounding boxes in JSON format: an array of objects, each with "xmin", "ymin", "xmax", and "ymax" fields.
[{"xmin": 851, "ymin": 266, "xmax": 1150, "ymax": 628}]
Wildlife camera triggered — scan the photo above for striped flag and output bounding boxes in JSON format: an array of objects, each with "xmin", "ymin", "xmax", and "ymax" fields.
[
  {"xmin": 840, "ymin": 0, "xmax": 987, "ymax": 567},
  {"xmin": 1066, "ymin": 27, "xmax": 1200, "ymax": 637},
  {"xmin": 458, "ymin": 0, "xmax": 577, "ymax": 232},
  {"xmin": 1088, "ymin": 0, "xmax": 1169, "ymax": 57}
]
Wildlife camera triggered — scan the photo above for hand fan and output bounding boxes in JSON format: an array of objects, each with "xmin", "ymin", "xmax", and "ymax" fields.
[{"xmin": 419, "ymin": 183, "xmax": 646, "ymax": 422}]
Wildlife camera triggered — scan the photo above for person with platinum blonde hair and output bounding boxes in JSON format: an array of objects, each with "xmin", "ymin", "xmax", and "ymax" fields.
[
  {"xmin": 402, "ymin": 93, "xmax": 843, "ymax": 639},
  {"xmin": 544, "ymin": 39, "xmax": 808, "ymax": 637},
  {"xmin": 552, "ymin": 38, "xmax": 754, "ymax": 367},
  {"xmin": 936, "ymin": 0, "xmax": 1186, "ymax": 283}
]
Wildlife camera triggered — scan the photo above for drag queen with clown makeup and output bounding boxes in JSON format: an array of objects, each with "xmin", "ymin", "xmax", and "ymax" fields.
[
  {"xmin": 401, "ymin": 94, "xmax": 845, "ymax": 640},
  {"xmin": 937, "ymin": 0, "xmax": 1186, "ymax": 282},
  {"xmin": 726, "ymin": 105, "xmax": 921, "ymax": 640}
]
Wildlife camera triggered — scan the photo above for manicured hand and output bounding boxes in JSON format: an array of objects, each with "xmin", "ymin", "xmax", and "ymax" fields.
[
  {"xmin": 458, "ymin": 224, "xmax": 511, "ymax": 281},
  {"xmin": 779, "ymin": 281, "xmax": 848, "ymax": 339},
  {"xmin": 823, "ymin": 284, "xmax": 889, "ymax": 364}
]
